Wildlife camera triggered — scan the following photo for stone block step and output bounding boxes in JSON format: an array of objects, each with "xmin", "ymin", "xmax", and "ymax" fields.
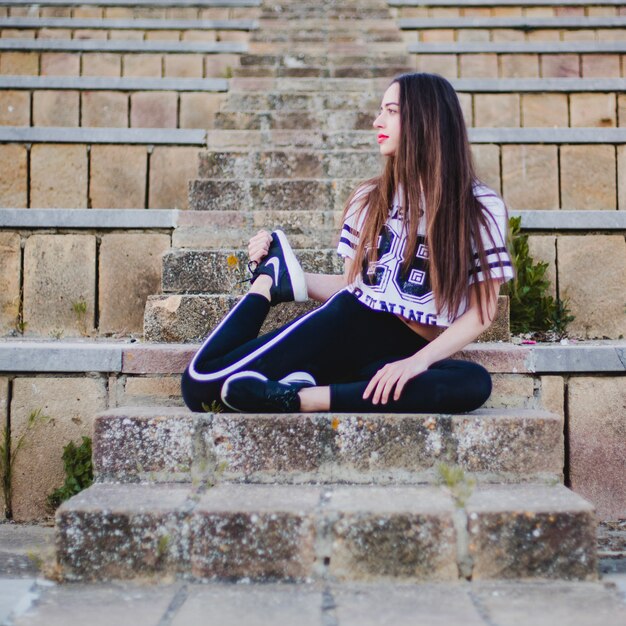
[
  {"xmin": 213, "ymin": 110, "xmax": 376, "ymax": 131},
  {"xmin": 55, "ymin": 482, "xmax": 596, "ymax": 581},
  {"xmin": 143, "ymin": 293, "xmax": 509, "ymax": 343},
  {"xmin": 162, "ymin": 248, "xmax": 342, "ymax": 294},
  {"xmin": 144, "ymin": 294, "xmax": 318, "ymax": 343},
  {"xmin": 188, "ymin": 178, "xmax": 363, "ymax": 213},
  {"xmin": 197, "ymin": 149, "xmax": 382, "ymax": 179},
  {"xmin": 238, "ymin": 53, "xmax": 411, "ymax": 67},
  {"xmin": 93, "ymin": 406, "xmax": 563, "ymax": 484},
  {"xmin": 227, "ymin": 76, "xmax": 626, "ymax": 93},
  {"xmin": 172, "ymin": 209, "xmax": 341, "ymax": 249},
  {"xmin": 203, "ymin": 128, "xmax": 626, "ymax": 151},
  {"xmin": 232, "ymin": 65, "xmax": 413, "ymax": 79},
  {"xmin": 220, "ymin": 79, "xmax": 626, "ymax": 114}
]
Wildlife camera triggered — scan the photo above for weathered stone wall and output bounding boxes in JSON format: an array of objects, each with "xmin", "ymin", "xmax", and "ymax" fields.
[
  {"xmin": 0, "ymin": 144, "xmax": 200, "ymax": 210},
  {"xmin": 0, "ymin": 230, "xmax": 171, "ymax": 338},
  {"xmin": 0, "ymin": 368, "xmax": 622, "ymax": 523}
]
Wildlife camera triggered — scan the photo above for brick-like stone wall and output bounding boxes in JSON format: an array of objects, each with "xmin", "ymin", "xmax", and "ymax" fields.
[
  {"xmin": 0, "ymin": 143, "xmax": 200, "ymax": 210},
  {"xmin": 1, "ymin": 230, "xmax": 172, "ymax": 338}
]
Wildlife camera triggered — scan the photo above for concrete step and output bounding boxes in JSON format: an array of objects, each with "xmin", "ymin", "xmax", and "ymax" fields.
[
  {"xmin": 144, "ymin": 293, "xmax": 319, "ymax": 342},
  {"xmin": 161, "ymin": 248, "xmax": 342, "ymax": 294},
  {"xmin": 171, "ymin": 208, "xmax": 341, "ymax": 248},
  {"xmin": 143, "ymin": 293, "xmax": 509, "ymax": 343},
  {"xmin": 55, "ymin": 482, "xmax": 596, "ymax": 581},
  {"xmin": 93, "ymin": 406, "xmax": 563, "ymax": 484},
  {"xmin": 238, "ymin": 53, "xmax": 411, "ymax": 67},
  {"xmin": 227, "ymin": 75, "xmax": 626, "ymax": 93},
  {"xmin": 189, "ymin": 178, "xmax": 363, "ymax": 212},
  {"xmin": 213, "ymin": 109, "xmax": 376, "ymax": 131},
  {"xmin": 197, "ymin": 149, "xmax": 382, "ymax": 179},
  {"xmin": 232, "ymin": 64, "xmax": 414, "ymax": 79}
]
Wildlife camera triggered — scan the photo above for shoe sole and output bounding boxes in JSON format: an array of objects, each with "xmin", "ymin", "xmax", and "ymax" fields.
[
  {"xmin": 273, "ymin": 229, "xmax": 308, "ymax": 302},
  {"xmin": 220, "ymin": 370, "xmax": 268, "ymax": 412}
]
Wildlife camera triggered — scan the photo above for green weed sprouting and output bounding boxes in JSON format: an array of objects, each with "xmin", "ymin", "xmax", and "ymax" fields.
[
  {"xmin": 1, "ymin": 408, "xmax": 50, "ymax": 518},
  {"xmin": 47, "ymin": 436, "xmax": 93, "ymax": 510},
  {"xmin": 72, "ymin": 298, "xmax": 89, "ymax": 336},
  {"xmin": 436, "ymin": 463, "xmax": 475, "ymax": 508},
  {"xmin": 201, "ymin": 400, "xmax": 224, "ymax": 413},
  {"xmin": 503, "ymin": 216, "xmax": 574, "ymax": 338}
]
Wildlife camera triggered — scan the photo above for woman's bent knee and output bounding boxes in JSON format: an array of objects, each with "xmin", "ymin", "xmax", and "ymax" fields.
[{"xmin": 181, "ymin": 368, "xmax": 221, "ymax": 412}]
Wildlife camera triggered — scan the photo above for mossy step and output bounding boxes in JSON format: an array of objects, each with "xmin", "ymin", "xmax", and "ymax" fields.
[
  {"xmin": 143, "ymin": 294, "xmax": 509, "ymax": 343},
  {"xmin": 189, "ymin": 178, "xmax": 363, "ymax": 212},
  {"xmin": 197, "ymin": 149, "xmax": 382, "ymax": 179},
  {"xmin": 93, "ymin": 406, "xmax": 564, "ymax": 484},
  {"xmin": 162, "ymin": 248, "xmax": 342, "ymax": 294},
  {"xmin": 56, "ymin": 482, "xmax": 596, "ymax": 582}
]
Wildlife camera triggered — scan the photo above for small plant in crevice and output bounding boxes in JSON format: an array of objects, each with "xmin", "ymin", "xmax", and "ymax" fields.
[
  {"xmin": 1, "ymin": 408, "xmax": 50, "ymax": 518},
  {"xmin": 72, "ymin": 297, "xmax": 89, "ymax": 336},
  {"xmin": 502, "ymin": 216, "xmax": 574, "ymax": 339},
  {"xmin": 436, "ymin": 463, "xmax": 475, "ymax": 508},
  {"xmin": 46, "ymin": 436, "xmax": 93, "ymax": 511},
  {"xmin": 201, "ymin": 400, "xmax": 224, "ymax": 413}
]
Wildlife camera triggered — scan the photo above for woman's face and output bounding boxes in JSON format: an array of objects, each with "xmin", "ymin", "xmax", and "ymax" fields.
[{"xmin": 373, "ymin": 82, "xmax": 400, "ymax": 157}]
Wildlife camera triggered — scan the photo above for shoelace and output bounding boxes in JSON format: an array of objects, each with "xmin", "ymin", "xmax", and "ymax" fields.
[{"xmin": 238, "ymin": 260, "xmax": 259, "ymax": 285}]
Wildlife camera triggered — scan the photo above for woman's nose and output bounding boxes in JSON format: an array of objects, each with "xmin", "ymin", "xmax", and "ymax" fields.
[{"xmin": 373, "ymin": 113, "xmax": 383, "ymax": 128}]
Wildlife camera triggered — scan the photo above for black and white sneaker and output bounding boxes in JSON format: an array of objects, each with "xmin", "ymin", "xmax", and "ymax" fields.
[
  {"xmin": 221, "ymin": 370, "xmax": 316, "ymax": 413},
  {"xmin": 250, "ymin": 230, "xmax": 308, "ymax": 305}
]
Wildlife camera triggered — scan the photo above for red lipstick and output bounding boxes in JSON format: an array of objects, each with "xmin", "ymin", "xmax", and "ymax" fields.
[{"xmin": 377, "ymin": 134, "xmax": 389, "ymax": 144}]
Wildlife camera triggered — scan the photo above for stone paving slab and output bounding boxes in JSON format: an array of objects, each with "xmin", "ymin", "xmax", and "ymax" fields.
[
  {"xmin": 5, "ymin": 579, "xmax": 626, "ymax": 626},
  {"xmin": 93, "ymin": 407, "xmax": 564, "ymax": 484},
  {"xmin": 55, "ymin": 482, "xmax": 596, "ymax": 582},
  {"xmin": 0, "ymin": 525, "xmax": 54, "ymax": 578}
]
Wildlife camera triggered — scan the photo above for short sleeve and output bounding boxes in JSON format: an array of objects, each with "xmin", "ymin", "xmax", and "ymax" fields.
[
  {"xmin": 470, "ymin": 186, "xmax": 514, "ymax": 285},
  {"xmin": 337, "ymin": 186, "xmax": 369, "ymax": 259}
]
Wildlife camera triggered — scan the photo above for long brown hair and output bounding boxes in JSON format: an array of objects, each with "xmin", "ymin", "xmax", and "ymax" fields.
[{"xmin": 345, "ymin": 72, "xmax": 505, "ymax": 323}]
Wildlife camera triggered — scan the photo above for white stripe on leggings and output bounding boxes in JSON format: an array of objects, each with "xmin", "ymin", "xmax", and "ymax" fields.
[{"xmin": 187, "ymin": 289, "xmax": 346, "ymax": 382}]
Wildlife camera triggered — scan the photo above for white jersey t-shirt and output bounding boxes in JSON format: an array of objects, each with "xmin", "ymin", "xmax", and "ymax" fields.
[{"xmin": 337, "ymin": 184, "xmax": 514, "ymax": 327}]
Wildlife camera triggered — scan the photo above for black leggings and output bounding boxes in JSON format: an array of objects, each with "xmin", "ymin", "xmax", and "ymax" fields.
[{"xmin": 181, "ymin": 289, "xmax": 492, "ymax": 413}]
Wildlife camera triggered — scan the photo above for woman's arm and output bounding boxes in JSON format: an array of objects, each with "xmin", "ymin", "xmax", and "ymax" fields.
[
  {"xmin": 306, "ymin": 258, "xmax": 353, "ymax": 302},
  {"xmin": 364, "ymin": 279, "xmax": 501, "ymax": 405}
]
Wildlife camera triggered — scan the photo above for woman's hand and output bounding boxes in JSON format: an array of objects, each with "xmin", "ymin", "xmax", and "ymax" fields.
[
  {"xmin": 363, "ymin": 353, "xmax": 430, "ymax": 405},
  {"xmin": 248, "ymin": 230, "xmax": 272, "ymax": 265}
]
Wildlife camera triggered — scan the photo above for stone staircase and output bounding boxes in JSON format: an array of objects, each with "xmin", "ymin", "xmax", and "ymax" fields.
[{"xmin": 50, "ymin": 0, "xmax": 624, "ymax": 582}]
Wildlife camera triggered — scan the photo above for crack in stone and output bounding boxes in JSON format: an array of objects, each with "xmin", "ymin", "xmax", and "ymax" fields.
[
  {"xmin": 468, "ymin": 589, "xmax": 501, "ymax": 626},
  {"xmin": 453, "ymin": 505, "xmax": 474, "ymax": 581},
  {"xmin": 156, "ymin": 584, "xmax": 189, "ymax": 626}
]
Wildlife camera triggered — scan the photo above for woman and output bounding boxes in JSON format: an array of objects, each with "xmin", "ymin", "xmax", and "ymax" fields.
[{"xmin": 182, "ymin": 72, "xmax": 513, "ymax": 414}]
